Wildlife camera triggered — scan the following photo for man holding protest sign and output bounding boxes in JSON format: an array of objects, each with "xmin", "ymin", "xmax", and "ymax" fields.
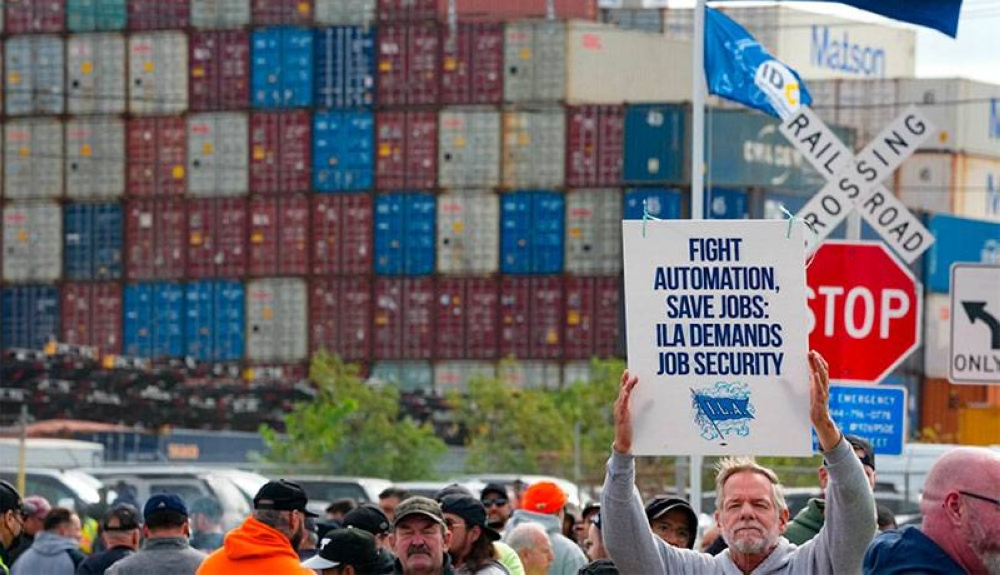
[{"xmin": 600, "ymin": 351, "xmax": 876, "ymax": 574}]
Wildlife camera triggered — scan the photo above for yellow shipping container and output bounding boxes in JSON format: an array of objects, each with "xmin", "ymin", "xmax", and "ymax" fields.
[{"xmin": 958, "ymin": 406, "xmax": 1000, "ymax": 446}]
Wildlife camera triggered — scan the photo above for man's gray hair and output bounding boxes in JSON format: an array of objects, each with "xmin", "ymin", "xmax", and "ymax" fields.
[
  {"xmin": 715, "ymin": 456, "xmax": 788, "ymax": 514},
  {"xmin": 506, "ymin": 522, "xmax": 550, "ymax": 552}
]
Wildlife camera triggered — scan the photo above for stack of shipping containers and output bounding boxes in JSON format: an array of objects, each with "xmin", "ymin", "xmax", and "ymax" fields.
[{"xmin": 3, "ymin": 1, "xmax": 996, "ymax": 436}]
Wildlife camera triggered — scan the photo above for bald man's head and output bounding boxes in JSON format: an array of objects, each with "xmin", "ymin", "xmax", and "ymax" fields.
[{"xmin": 920, "ymin": 447, "xmax": 1000, "ymax": 575}]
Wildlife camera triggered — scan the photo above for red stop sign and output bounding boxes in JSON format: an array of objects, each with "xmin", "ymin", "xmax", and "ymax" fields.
[{"xmin": 806, "ymin": 241, "xmax": 922, "ymax": 383}]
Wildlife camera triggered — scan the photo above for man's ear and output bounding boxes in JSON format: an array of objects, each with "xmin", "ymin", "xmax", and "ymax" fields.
[{"xmin": 777, "ymin": 507, "xmax": 790, "ymax": 534}]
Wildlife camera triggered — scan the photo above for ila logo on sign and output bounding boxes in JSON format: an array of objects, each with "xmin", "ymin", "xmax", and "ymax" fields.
[{"xmin": 811, "ymin": 26, "xmax": 886, "ymax": 77}]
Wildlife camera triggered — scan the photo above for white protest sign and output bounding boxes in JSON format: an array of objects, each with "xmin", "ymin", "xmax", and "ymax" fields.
[
  {"xmin": 780, "ymin": 106, "xmax": 935, "ymax": 263},
  {"xmin": 622, "ymin": 220, "xmax": 812, "ymax": 456}
]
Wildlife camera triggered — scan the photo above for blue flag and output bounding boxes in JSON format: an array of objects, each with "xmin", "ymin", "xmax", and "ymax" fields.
[
  {"xmin": 693, "ymin": 394, "xmax": 755, "ymax": 423},
  {"xmin": 705, "ymin": 7, "xmax": 811, "ymax": 120},
  {"xmin": 812, "ymin": 0, "xmax": 962, "ymax": 38}
]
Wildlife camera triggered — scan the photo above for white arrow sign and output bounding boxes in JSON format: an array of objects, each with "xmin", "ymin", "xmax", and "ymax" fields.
[{"xmin": 780, "ymin": 106, "xmax": 935, "ymax": 263}]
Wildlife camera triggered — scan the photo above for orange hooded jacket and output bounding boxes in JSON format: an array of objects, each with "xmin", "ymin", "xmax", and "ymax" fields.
[{"xmin": 196, "ymin": 515, "xmax": 313, "ymax": 575}]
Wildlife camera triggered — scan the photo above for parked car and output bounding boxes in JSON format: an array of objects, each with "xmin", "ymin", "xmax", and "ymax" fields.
[
  {"xmin": 282, "ymin": 475, "xmax": 394, "ymax": 516},
  {"xmin": 447, "ymin": 474, "xmax": 582, "ymax": 508},
  {"xmin": 81, "ymin": 466, "xmax": 264, "ymax": 531},
  {"xmin": 0, "ymin": 467, "xmax": 103, "ymax": 515}
]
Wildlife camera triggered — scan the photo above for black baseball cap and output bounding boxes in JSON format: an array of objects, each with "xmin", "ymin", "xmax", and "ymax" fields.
[
  {"xmin": 644, "ymin": 497, "xmax": 697, "ymax": 548},
  {"xmin": 253, "ymin": 480, "xmax": 318, "ymax": 517},
  {"xmin": 480, "ymin": 483, "xmax": 507, "ymax": 499},
  {"xmin": 845, "ymin": 434, "xmax": 876, "ymax": 471},
  {"xmin": 143, "ymin": 493, "xmax": 188, "ymax": 521},
  {"xmin": 440, "ymin": 493, "xmax": 501, "ymax": 541},
  {"xmin": 302, "ymin": 528, "xmax": 380, "ymax": 572},
  {"xmin": 0, "ymin": 480, "xmax": 28, "ymax": 515},
  {"xmin": 343, "ymin": 503, "xmax": 391, "ymax": 536},
  {"xmin": 103, "ymin": 503, "xmax": 141, "ymax": 531}
]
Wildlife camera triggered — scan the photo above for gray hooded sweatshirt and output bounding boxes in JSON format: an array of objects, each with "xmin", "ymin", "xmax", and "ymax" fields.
[
  {"xmin": 11, "ymin": 531, "xmax": 81, "ymax": 575},
  {"xmin": 502, "ymin": 510, "xmax": 587, "ymax": 575},
  {"xmin": 600, "ymin": 437, "xmax": 876, "ymax": 575}
]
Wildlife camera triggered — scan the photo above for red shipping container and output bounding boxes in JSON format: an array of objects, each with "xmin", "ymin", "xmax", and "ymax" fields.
[
  {"xmin": 127, "ymin": 117, "xmax": 187, "ymax": 197},
  {"xmin": 250, "ymin": 111, "xmax": 311, "ymax": 194},
  {"xmin": 125, "ymin": 198, "xmax": 186, "ymax": 280},
  {"xmin": 127, "ymin": 0, "xmax": 189, "ymax": 30},
  {"xmin": 186, "ymin": 197, "xmax": 248, "ymax": 278},
  {"xmin": 566, "ymin": 105, "xmax": 624, "ymax": 187},
  {"xmin": 435, "ymin": 277, "xmax": 499, "ymax": 359},
  {"xmin": 378, "ymin": 0, "xmax": 596, "ymax": 22},
  {"xmin": 252, "ymin": 0, "xmax": 313, "ymax": 24},
  {"xmin": 190, "ymin": 31, "xmax": 250, "ymax": 112},
  {"xmin": 5, "ymin": 0, "xmax": 64, "ymax": 33},
  {"xmin": 500, "ymin": 276, "xmax": 563, "ymax": 360},
  {"xmin": 310, "ymin": 277, "xmax": 371, "ymax": 361},
  {"xmin": 441, "ymin": 22, "xmax": 503, "ymax": 105},
  {"xmin": 377, "ymin": 22, "xmax": 440, "ymax": 107},
  {"xmin": 373, "ymin": 277, "xmax": 433, "ymax": 360},
  {"xmin": 377, "ymin": 0, "xmax": 437, "ymax": 22},
  {"xmin": 376, "ymin": 111, "xmax": 438, "ymax": 190},
  {"xmin": 564, "ymin": 276, "xmax": 621, "ymax": 359},
  {"xmin": 61, "ymin": 282, "xmax": 123, "ymax": 355},
  {"xmin": 248, "ymin": 194, "xmax": 310, "ymax": 276},
  {"xmin": 311, "ymin": 194, "xmax": 373, "ymax": 275}
]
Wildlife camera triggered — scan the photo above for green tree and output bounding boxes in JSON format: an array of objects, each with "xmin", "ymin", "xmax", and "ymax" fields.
[
  {"xmin": 260, "ymin": 353, "xmax": 446, "ymax": 480},
  {"xmin": 452, "ymin": 360, "xmax": 574, "ymax": 474}
]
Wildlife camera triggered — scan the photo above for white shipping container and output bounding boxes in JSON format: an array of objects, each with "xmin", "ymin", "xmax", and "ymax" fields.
[
  {"xmin": 502, "ymin": 109, "xmax": 566, "ymax": 188},
  {"xmin": 437, "ymin": 191, "xmax": 500, "ymax": 275},
  {"xmin": 191, "ymin": 0, "xmax": 251, "ymax": 28},
  {"xmin": 5, "ymin": 118, "xmax": 64, "ymax": 200},
  {"xmin": 433, "ymin": 361, "xmax": 496, "ymax": 394},
  {"xmin": 129, "ymin": 32, "xmax": 188, "ymax": 115},
  {"xmin": 246, "ymin": 277, "xmax": 308, "ymax": 362},
  {"xmin": 68, "ymin": 33, "xmax": 127, "ymax": 115},
  {"xmin": 565, "ymin": 20, "xmax": 692, "ymax": 104},
  {"xmin": 564, "ymin": 189, "xmax": 623, "ymax": 274},
  {"xmin": 3, "ymin": 202, "xmax": 62, "ymax": 282},
  {"xmin": 563, "ymin": 360, "xmax": 594, "ymax": 385},
  {"xmin": 834, "ymin": 79, "xmax": 900, "ymax": 146},
  {"xmin": 66, "ymin": 117, "xmax": 126, "ymax": 200},
  {"xmin": 439, "ymin": 108, "xmax": 501, "ymax": 188},
  {"xmin": 188, "ymin": 113, "xmax": 250, "ymax": 197},
  {"xmin": 499, "ymin": 361, "xmax": 563, "ymax": 390},
  {"xmin": 897, "ymin": 151, "xmax": 1000, "ymax": 221},
  {"xmin": 5, "ymin": 36, "xmax": 65, "ymax": 116},
  {"xmin": 504, "ymin": 20, "xmax": 566, "ymax": 103},
  {"xmin": 370, "ymin": 361, "xmax": 434, "ymax": 392},
  {"xmin": 315, "ymin": 0, "xmax": 374, "ymax": 24},
  {"xmin": 898, "ymin": 78, "xmax": 1000, "ymax": 158},
  {"xmin": 923, "ymin": 293, "xmax": 950, "ymax": 379}
]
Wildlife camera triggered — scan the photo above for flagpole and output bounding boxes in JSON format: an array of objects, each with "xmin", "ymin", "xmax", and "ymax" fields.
[{"xmin": 691, "ymin": 0, "xmax": 706, "ymax": 220}]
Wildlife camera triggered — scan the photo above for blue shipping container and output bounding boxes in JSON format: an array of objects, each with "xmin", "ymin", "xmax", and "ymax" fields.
[
  {"xmin": 185, "ymin": 280, "xmax": 245, "ymax": 362},
  {"xmin": 314, "ymin": 26, "xmax": 376, "ymax": 109},
  {"xmin": 925, "ymin": 214, "xmax": 1000, "ymax": 293},
  {"xmin": 501, "ymin": 191, "xmax": 565, "ymax": 274},
  {"xmin": 374, "ymin": 192, "xmax": 436, "ymax": 275},
  {"xmin": 1, "ymin": 285, "xmax": 59, "ymax": 350},
  {"xmin": 313, "ymin": 111, "xmax": 374, "ymax": 191},
  {"xmin": 124, "ymin": 282, "xmax": 184, "ymax": 359},
  {"xmin": 64, "ymin": 203, "xmax": 123, "ymax": 281},
  {"xmin": 623, "ymin": 188, "xmax": 682, "ymax": 220},
  {"xmin": 252, "ymin": 27, "xmax": 314, "ymax": 108},
  {"xmin": 704, "ymin": 188, "xmax": 749, "ymax": 220},
  {"xmin": 67, "ymin": 0, "xmax": 127, "ymax": 31},
  {"xmin": 623, "ymin": 103, "xmax": 687, "ymax": 184}
]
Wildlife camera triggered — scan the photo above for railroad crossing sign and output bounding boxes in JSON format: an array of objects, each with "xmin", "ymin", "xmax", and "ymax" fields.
[
  {"xmin": 779, "ymin": 106, "xmax": 935, "ymax": 264},
  {"xmin": 950, "ymin": 264, "xmax": 1000, "ymax": 384}
]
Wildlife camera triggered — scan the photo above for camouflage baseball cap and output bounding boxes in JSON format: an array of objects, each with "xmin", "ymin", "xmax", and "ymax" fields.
[{"xmin": 392, "ymin": 496, "xmax": 445, "ymax": 528}]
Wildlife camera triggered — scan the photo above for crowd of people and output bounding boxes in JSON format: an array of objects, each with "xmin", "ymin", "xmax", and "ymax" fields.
[{"xmin": 0, "ymin": 352, "xmax": 998, "ymax": 575}]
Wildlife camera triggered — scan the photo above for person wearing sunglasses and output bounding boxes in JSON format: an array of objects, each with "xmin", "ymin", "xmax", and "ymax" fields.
[
  {"xmin": 480, "ymin": 485, "xmax": 512, "ymax": 535},
  {"xmin": 0, "ymin": 480, "xmax": 29, "ymax": 575},
  {"xmin": 864, "ymin": 446, "xmax": 1000, "ymax": 575}
]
